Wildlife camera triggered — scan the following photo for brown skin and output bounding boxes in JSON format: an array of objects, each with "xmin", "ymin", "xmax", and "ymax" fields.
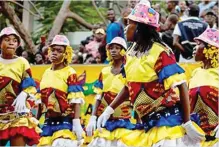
[
  {"xmin": 107, "ymin": 10, "xmax": 116, "ymax": 23},
  {"xmin": 108, "ymin": 18, "xmax": 191, "ymax": 123},
  {"xmin": 126, "ymin": 20, "xmax": 137, "ymax": 42},
  {"xmin": 204, "ymin": 14, "xmax": 215, "ymax": 28},
  {"xmin": 194, "ymin": 41, "xmax": 206, "ymax": 62},
  {"xmin": 89, "ymin": 43, "xmax": 125, "ymax": 130},
  {"xmin": 1, "ymin": 35, "xmax": 19, "ymax": 59},
  {"xmin": 128, "ymin": 0, "xmax": 139, "ymax": 9},
  {"xmin": 178, "ymin": 83, "xmax": 190, "ymax": 123},
  {"xmin": 194, "ymin": 40, "xmax": 212, "ymax": 69},
  {"xmin": 73, "ymin": 103, "xmax": 81, "ymax": 119},
  {"xmin": 37, "ymin": 45, "xmax": 67, "ymax": 118},
  {"xmin": 173, "ymin": 35, "xmax": 185, "ymax": 52},
  {"xmin": 167, "ymin": 1, "xmax": 177, "ymax": 13},
  {"xmin": 10, "ymin": 135, "xmax": 26, "ymax": 146},
  {"xmin": 49, "ymin": 45, "xmax": 66, "ymax": 70},
  {"xmin": 0, "ymin": 35, "xmax": 27, "ymax": 146},
  {"xmin": 108, "ymin": 86, "xmax": 129, "ymax": 109}
]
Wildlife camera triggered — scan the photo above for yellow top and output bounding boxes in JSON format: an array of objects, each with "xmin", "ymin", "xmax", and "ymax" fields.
[
  {"xmin": 94, "ymin": 66, "xmax": 131, "ymax": 119},
  {"xmin": 40, "ymin": 66, "xmax": 84, "ymax": 116},
  {"xmin": 189, "ymin": 67, "xmax": 219, "ymax": 89},
  {"xmin": 189, "ymin": 67, "xmax": 218, "ymax": 135},
  {"xmin": 121, "ymin": 42, "xmax": 186, "ymax": 118},
  {"xmin": 0, "ymin": 57, "xmax": 37, "ymax": 112}
]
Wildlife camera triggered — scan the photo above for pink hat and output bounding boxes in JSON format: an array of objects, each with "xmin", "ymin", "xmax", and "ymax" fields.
[
  {"xmin": 194, "ymin": 28, "xmax": 219, "ymax": 48},
  {"xmin": 128, "ymin": 3, "xmax": 160, "ymax": 28},
  {"xmin": 0, "ymin": 27, "xmax": 21, "ymax": 43},
  {"xmin": 50, "ymin": 35, "xmax": 70, "ymax": 46},
  {"xmin": 107, "ymin": 37, "xmax": 127, "ymax": 50}
]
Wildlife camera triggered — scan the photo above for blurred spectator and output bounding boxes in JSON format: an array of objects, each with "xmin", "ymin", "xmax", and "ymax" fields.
[
  {"xmin": 212, "ymin": 3, "xmax": 218, "ymax": 15},
  {"xmin": 212, "ymin": 3, "xmax": 218, "ymax": 28},
  {"xmin": 152, "ymin": 3, "xmax": 166, "ymax": 24},
  {"xmin": 118, "ymin": 8, "xmax": 132, "ymax": 29},
  {"xmin": 72, "ymin": 53, "xmax": 83, "ymax": 64},
  {"xmin": 204, "ymin": 10, "xmax": 217, "ymax": 29},
  {"xmin": 84, "ymin": 54, "xmax": 95, "ymax": 64},
  {"xmin": 34, "ymin": 52, "xmax": 44, "ymax": 64},
  {"xmin": 106, "ymin": 8, "xmax": 125, "ymax": 43},
  {"xmin": 22, "ymin": 51, "xmax": 30, "ymax": 61},
  {"xmin": 198, "ymin": 0, "xmax": 216, "ymax": 17},
  {"xmin": 178, "ymin": 0, "xmax": 188, "ymax": 20},
  {"xmin": 153, "ymin": 3, "xmax": 161, "ymax": 13},
  {"xmin": 85, "ymin": 28, "xmax": 105, "ymax": 58},
  {"xmin": 162, "ymin": 14, "xmax": 180, "ymax": 61},
  {"xmin": 166, "ymin": 0, "xmax": 179, "ymax": 14},
  {"xmin": 128, "ymin": 0, "xmax": 139, "ymax": 9},
  {"xmin": 94, "ymin": 52, "xmax": 102, "ymax": 64},
  {"xmin": 173, "ymin": 4, "xmax": 208, "ymax": 62}
]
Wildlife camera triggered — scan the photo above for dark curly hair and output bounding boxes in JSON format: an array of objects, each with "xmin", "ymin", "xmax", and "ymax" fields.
[{"xmin": 132, "ymin": 23, "xmax": 166, "ymax": 52}]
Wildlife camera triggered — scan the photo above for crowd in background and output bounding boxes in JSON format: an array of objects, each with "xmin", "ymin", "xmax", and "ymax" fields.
[{"xmin": 15, "ymin": 0, "xmax": 219, "ymax": 65}]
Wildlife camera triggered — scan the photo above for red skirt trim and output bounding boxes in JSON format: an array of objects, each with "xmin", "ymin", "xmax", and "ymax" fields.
[{"xmin": 0, "ymin": 126, "xmax": 40, "ymax": 145}]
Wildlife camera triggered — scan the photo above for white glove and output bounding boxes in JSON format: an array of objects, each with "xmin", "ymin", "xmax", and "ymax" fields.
[
  {"xmin": 97, "ymin": 106, "xmax": 114, "ymax": 130},
  {"xmin": 12, "ymin": 91, "xmax": 29, "ymax": 113},
  {"xmin": 214, "ymin": 125, "xmax": 219, "ymax": 138},
  {"xmin": 86, "ymin": 115, "xmax": 97, "ymax": 136},
  {"xmin": 72, "ymin": 119, "xmax": 84, "ymax": 140},
  {"xmin": 182, "ymin": 120, "xmax": 205, "ymax": 142}
]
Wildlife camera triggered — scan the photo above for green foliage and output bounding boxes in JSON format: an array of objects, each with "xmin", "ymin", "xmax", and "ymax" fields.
[
  {"xmin": 32, "ymin": 0, "xmax": 106, "ymax": 44},
  {"xmin": 0, "ymin": 14, "xmax": 7, "ymax": 30}
]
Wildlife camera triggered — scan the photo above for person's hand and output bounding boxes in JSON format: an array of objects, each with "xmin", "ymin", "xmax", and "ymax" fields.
[
  {"xmin": 12, "ymin": 91, "xmax": 29, "ymax": 113},
  {"xmin": 86, "ymin": 115, "xmax": 97, "ymax": 136},
  {"xmin": 97, "ymin": 106, "xmax": 114, "ymax": 131},
  {"xmin": 182, "ymin": 120, "xmax": 205, "ymax": 142},
  {"xmin": 72, "ymin": 119, "xmax": 84, "ymax": 140}
]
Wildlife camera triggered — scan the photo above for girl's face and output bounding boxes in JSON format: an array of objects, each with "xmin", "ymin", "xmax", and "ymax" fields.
[
  {"xmin": 108, "ymin": 44, "xmax": 123, "ymax": 60},
  {"xmin": 194, "ymin": 41, "xmax": 205, "ymax": 61},
  {"xmin": 49, "ymin": 45, "xmax": 66, "ymax": 64},
  {"xmin": 126, "ymin": 19, "xmax": 137, "ymax": 42},
  {"xmin": 1, "ymin": 35, "xmax": 19, "ymax": 58}
]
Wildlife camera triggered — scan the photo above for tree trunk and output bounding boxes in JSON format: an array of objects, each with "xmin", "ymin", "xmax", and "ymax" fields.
[
  {"xmin": 0, "ymin": 1, "xmax": 37, "ymax": 54},
  {"xmin": 47, "ymin": 0, "xmax": 94, "ymax": 46},
  {"xmin": 91, "ymin": 0, "xmax": 108, "ymax": 26}
]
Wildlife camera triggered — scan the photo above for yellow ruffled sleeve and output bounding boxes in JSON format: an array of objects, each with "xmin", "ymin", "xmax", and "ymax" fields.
[
  {"xmin": 164, "ymin": 73, "xmax": 187, "ymax": 90},
  {"xmin": 154, "ymin": 51, "xmax": 186, "ymax": 90},
  {"xmin": 93, "ymin": 72, "xmax": 103, "ymax": 94},
  {"xmin": 66, "ymin": 71, "xmax": 85, "ymax": 104},
  {"xmin": 21, "ymin": 58, "xmax": 37, "ymax": 94}
]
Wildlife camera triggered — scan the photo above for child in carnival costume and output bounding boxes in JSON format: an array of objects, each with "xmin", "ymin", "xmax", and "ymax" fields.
[
  {"xmin": 0, "ymin": 27, "xmax": 41, "ymax": 146},
  {"xmin": 189, "ymin": 28, "xmax": 219, "ymax": 147},
  {"xmin": 37, "ymin": 35, "xmax": 85, "ymax": 146},
  {"xmin": 97, "ymin": 1, "xmax": 206, "ymax": 147},
  {"xmin": 86, "ymin": 37, "xmax": 136, "ymax": 147}
]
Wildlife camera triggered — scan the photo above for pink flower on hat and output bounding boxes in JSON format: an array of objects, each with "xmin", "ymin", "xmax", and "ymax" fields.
[
  {"xmin": 128, "ymin": 3, "xmax": 159, "ymax": 28},
  {"xmin": 194, "ymin": 28, "xmax": 219, "ymax": 48}
]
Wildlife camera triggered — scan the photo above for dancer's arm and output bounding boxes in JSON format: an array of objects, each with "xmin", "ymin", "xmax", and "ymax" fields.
[
  {"xmin": 178, "ymin": 83, "xmax": 190, "ymax": 123},
  {"xmin": 109, "ymin": 86, "xmax": 129, "ymax": 109}
]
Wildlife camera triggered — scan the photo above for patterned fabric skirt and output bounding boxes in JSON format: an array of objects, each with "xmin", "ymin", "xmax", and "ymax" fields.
[{"xmin": 38, "ymin": 116, "xmax": 82, "ymax": 147}]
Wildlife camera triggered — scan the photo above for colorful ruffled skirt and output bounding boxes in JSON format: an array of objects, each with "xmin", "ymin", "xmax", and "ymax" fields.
[
  {"xmin": 38, "ymin": 116, "xmax": 79, "ymax": 146},
  {"xmin": 89, "ymin": 105, "xmax": 205, "ymax": 147},
  {"xmin": 0, "ymin": 112, "xmax": 41, "ymax": 146},
  {"xmin": 88, "ymin": 119, "xmax": 135, "ymax": 147}
]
